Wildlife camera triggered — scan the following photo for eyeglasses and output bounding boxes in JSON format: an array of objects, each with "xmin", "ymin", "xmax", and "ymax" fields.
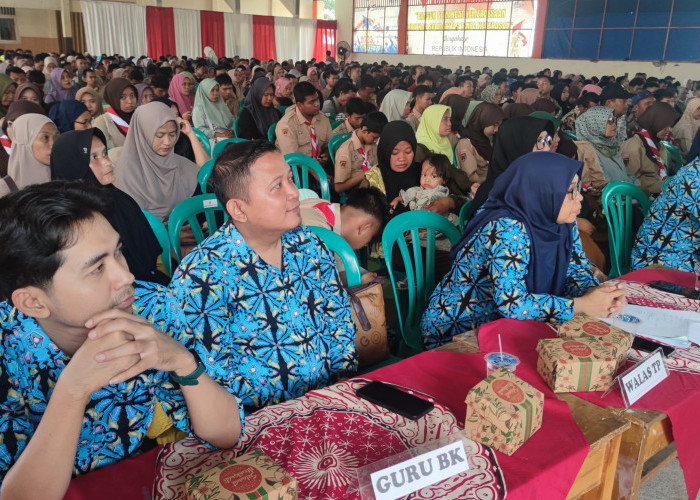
[
  {"xmin": 568, "ymin": 179, "xmax": 582, "ymax": 200},
  {"xmin": 535, "ymin": 135, "xmax": 553, "ymax": 150}
]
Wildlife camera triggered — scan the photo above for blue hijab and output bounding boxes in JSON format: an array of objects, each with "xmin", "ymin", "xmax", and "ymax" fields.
[
  {"xmin": 451, "ymin": 151, "xmax": 583, "ymax": 295},
  {"xmin": 48, "ymin": 99, "xmax": 89, "ymax": 133}
]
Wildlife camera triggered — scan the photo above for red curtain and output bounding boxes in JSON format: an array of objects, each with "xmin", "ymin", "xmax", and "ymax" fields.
[
  {"xmin": 252, "ymin": 15, "xmax": 277, "ymax": 61},
  {"xmin": 313, "ymin": 20, "xmax": 337, "ymax": 62},
  {"xmin": 200, "ymin": 10, "xmax": 225, "ymax": 59},
  {"xmin": 146, "ymin": 7, "xmax": 176, "ymax": 60}
]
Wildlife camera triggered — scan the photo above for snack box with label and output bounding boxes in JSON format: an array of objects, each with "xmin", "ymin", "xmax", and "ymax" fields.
[
  {"xmin": 537, "ymin": 336, "xmax": 619, "ymax": 393},
  {"xmin": 184, "ymin": 449, "xmax": 298, "ymax": 500},
  {"xmin": 464, "ymin": 368, "xmax": 544, "ymax": 456},
  {"xmin": 557, "ymin": 313, "xmax": 633, "ymax": 363}
]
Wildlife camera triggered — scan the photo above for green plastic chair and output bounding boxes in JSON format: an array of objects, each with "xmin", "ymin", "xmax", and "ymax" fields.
[
  {"xmin": 192, "ymin": 128, "xmax": 212, "ymax": 157},
  {"xmin": 198, "ymin": 159, "xmax": 215, "ymax": 194},
  {"xmin": 276, "ymin": 105, "xmax": 288, "ymax": 116},
  {"xmin": 328, "ymin": 133, "xmax": 351, "ymax": 166},
  {"xmin": 308, "ymin": 226, "xmax": 362, "ymax": 286},
  {"xmin": 563, "ymin": 129, "xmax": 578, "ymax": 141},
  {"xmin": 602, "ymin": 182, "xmax": 652, "ymax": 278},
  {"xmin": 283, "ymin": 153, "xmax": 331, "ymax": 201},
  {"xmin": 331, "ymin": 119, "xmax": 344, "ymax": 129},
  {"xmin": 661, "ymin": 140, "xmax": 684, "ymax": 175},
  {"xmin": 237, "ymin": 98, "xmax": 245, "ymax": 116},
  {"xmin": 233, "ymin": 116, "xmax": 240, "ymax": 137},
  {"xmin": 382, "ymin": 211, "xmax": 461, "ymax": 355},
  {"xmin": 267, "ymin": 123, "xmax": 276, "ymax": 143},
  {"xmin": 326, "ymin": 113, "xmax": 337, "ymax": 122},
  {"xmin": 212, "ymin": 138, "xmax": 249, "ymax": 160},
  {"xmin": 661, "ymin": 175, "xmax": 674, "ymax": 193},
  {"xmin": 452, "ymin": 142, "xmax": 458, "ymax": 166},
  {"xmin": 168, "ymin": 194, "xmax": 229, "ymax": 262},
  {"xmin": 458, "ymin": 200, "xmax": 473, "ymax": 232},
  {"xmin": 141, "ymin": 209, "xmax": 173, "ymax": 276}
]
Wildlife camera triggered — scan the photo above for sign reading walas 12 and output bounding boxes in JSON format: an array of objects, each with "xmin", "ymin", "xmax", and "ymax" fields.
[
  {"xmin": 619, "ymin": 348, "xmax": 669, "ymax": 407},
  {"xmin": 370, "ymin": 440, "xmax": 469, "ymax": 500}
]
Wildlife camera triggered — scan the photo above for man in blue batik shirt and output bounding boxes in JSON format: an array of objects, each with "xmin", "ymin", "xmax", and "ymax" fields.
[
  {"xmin": 0, "ymin": 182, "xmax": 243, "ymax": 499},
  {"xmin": 170, "ymin": 140, "xmax": 357, "ymax": 413}
]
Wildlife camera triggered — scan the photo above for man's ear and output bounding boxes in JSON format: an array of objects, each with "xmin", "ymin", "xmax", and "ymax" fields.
[
  {"xmin": 226, "ymin": 198, "xmax": 248, "ymax": 224},
  {"xmin": 11, "ymin": 287, "xmax": 51, "ymax": 319}
]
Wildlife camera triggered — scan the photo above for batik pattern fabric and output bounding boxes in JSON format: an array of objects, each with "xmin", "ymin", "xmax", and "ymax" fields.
[
  {"xmin": 169, "ymin": 222, "xmax": 357, "ymax": 414},
  {"xmin": 0, "ymin": 281, "xmax": 214, "ymax": 479},
  {"xmin": 421, "ymin": 218, "xmax": 598, "ymax": 349},
  {"xmin": 631, "ymin": 159, "xmax": 700, "ymax": 272}
]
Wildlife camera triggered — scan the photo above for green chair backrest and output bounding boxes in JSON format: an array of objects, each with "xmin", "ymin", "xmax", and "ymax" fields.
[
  {"xmin": 198, "ymin": 159, "xmax": 215, "ymax": 194},
  {"xmin": 238, "ymin": 98, "xmax": 245, "ymax": 116},
  {"xmin": 212, "ymin": 138, "xmax": 249, "ymax": 160},
  {"xmin": 601, "ymin": 181, "xmax": 652, "ymax": 278},
  {"xmin": 233, "ymin": 116, "xmax": 240, "ymax": 138},
  {"xmin": 283, "ymin": 153, "xmax": 331, "ymax": 201},
  {"xmin": 298, "ymin": 188, "xmax": 320, "ymax": 201},
  {"xmin": 308, "ymin": 226, "xmax": 362, "ymax": 287},
  {"xmin": 276, "ymin": 106, "xmax": 288, "ymax": 115},
  {"xmin": 661, "ymin": 175, "xmax": 674, "ymax": 193},
  {"xmin": 326, "ymin": 113, "xmax": 337, "ymax": 122},
  {"xmin": 168, "ymin": 194, "xmax": 228, "ymax": 263},
  {"xmin": 458, "ymin": 200, "xmax": 473, "ymax": 232},
  {"xmin": 563, "ymin": 129, "xmax": 578, "ymax": 141},
  {"xmin": 141, "ymin": 209, "xmax": 172, "ymax": 276},
  {"xmin": 382, "ymin": 211, "xmax": 461, "ymax": 354},
  {"xmin": 192, "ymin": 128, "xmax": 212, "ymax": 157},
  {"xmin": 661, "ymin": 140, "xmax": 684, "ymax": 176},
  {"xmin": 331, "ymin": 119, "xmax": 344, "ymax": 129},
  {"xmin": 328, "ymin": 133, "xmax": 351, "ymax": 166},
  {"xmin": 267, "ymin": 123, "xmax": 276, "ymax": 143},
  {"xmin": 452, "ymin": 142, "xmax": 458, "ymax": 166}
]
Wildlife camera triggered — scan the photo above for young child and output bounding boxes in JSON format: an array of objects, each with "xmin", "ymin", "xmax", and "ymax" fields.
[
  {"xmin": 391, "ymin": 153, "xmax": 460, "ymax": 226},
  {"xmin": 300, "ymin": 187, "xmax": 389, "ymax": 284},
  {"xmin": 334, "ymin": 111, "xmax": 388, "ymax": 193}
]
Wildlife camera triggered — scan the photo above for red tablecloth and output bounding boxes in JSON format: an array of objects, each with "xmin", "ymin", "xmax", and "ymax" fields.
[
  {"xmin": 478, "ymin": 268, "xmax": 700, "ymax": 500},
  {"xmin": 366, "ymin": 350, "xmax": 590, "ymax": 500}
]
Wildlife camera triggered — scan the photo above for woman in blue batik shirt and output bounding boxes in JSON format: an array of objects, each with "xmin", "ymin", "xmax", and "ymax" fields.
[
  {"xmin": 631, "ymin": 158, "xmax": 700, "ymax": 272},
  {"xmin": 421, "ymin": 152, "xmax": 627, "ymax": 348}
]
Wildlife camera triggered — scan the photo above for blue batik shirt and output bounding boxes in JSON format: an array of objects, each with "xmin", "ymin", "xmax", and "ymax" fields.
[
  {"xmin": 0, "ymin": 281, "xmax": 243, "ymax": 482},
  {"xmin": 632, "ymin": 159, "xmax": 700, "ymax": 272},
  {"xmin": 421, "ymin": 218, "xmax": 598, "ymax": 349},
  {"xmin": 170, "ymin": 222, "xmax": 358, "ymax": 413}
]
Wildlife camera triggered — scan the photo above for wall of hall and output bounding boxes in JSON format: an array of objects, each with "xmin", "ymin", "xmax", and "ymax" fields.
[{"xmin": 335, "ymin": 0, "xmax": 700, "ymax": 82}]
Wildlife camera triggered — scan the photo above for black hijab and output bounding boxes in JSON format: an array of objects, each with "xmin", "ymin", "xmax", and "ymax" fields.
[
  {"xmin": 466, "ymin": 116, "xmax": 554, "ymax": 219},
  {"xmin": 50, "ymin": 128, "xmax": 168, "ymax": 284},
  {"xmin": 377, "ymin": 120, "xmax": 421, "ymax": 217}
]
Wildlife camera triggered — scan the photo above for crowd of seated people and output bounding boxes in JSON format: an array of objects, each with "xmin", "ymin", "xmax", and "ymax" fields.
[{"xmin": 0, "ymin": 46, "xmax": 699, "ymax": 496}]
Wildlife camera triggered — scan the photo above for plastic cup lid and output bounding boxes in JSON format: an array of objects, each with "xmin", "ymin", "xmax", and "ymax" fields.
[{"xmin": 484, "ymin": 352, "xmax": 520, "ymax": 366}]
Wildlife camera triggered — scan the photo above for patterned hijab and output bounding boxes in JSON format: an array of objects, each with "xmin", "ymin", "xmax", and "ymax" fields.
[
  {"xmin": 8, "ymin": 113, "xmax": 55, "ymax": 188},
  {"xmin": 168, "ymin": 72, "xmax": 196, "ymax": 116},
  {"xmin": 415, "ymin": 104, "xmax": 454, "ymax": 163},
  {"xmin": 114, "ymin": 101, "xmax": 197, "ymax": 221},
  {"xmin": 193, "ymin": 78, "xmax": 234, "ymax": 130},
  {"xmin": 275, "ymin": 77, "xmax": 292, "ymax": 98},
  {"xmin": 575, "ymin": 105, "xmax": 627, "ymax": 157}
]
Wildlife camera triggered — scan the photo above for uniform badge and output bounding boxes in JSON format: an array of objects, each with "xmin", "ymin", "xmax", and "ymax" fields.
[{"xmin": 282, "ymin": 128, "xmax": 289, "ymax": 136}]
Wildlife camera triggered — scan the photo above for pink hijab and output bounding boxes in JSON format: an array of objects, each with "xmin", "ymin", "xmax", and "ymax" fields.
[
  {"xmin": 168, "ymin": 72, "xmax": 195, "ymax": 116},
  {"xmin": 307, "ymin": 67, "xmax": 323, "ymax": 91},
  {"xmin": 275, "ymin": 77, "xmax": 292, "ymax": 97},
  {"xmin": 581, "ymin": 84, "xmax": 602, "ymax": 96}
]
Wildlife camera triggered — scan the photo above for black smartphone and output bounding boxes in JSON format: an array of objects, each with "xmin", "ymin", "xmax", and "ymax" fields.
[
  {"xmin": 356, "ymin": 381, "xmax": 434, "ymax": 421},
  {"xmin": 632, "ymin": 336, "xmax": 675, "ymax": 356},
  {"xmin": 648, "ymin": 280, "xmax": 700, "ymax": 300}
]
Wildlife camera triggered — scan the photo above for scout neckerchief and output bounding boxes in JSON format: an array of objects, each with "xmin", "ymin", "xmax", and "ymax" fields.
[{"xmin": 107, "ymin": 106, "xmax": 129, "ymax": 136}]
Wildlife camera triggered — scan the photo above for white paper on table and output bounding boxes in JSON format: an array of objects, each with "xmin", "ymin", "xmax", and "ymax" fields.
[{"xmin": 600, "ymin": 304, "xmax": 700, "ymax": 346}]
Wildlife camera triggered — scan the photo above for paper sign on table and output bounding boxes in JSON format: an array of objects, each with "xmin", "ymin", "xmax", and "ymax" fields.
[
  {"xmin": 619, "ymin": 348, "xmax": 670, "ymax": 406},
  {"xmin": 369, "ymin": 440, "xmax": 469, "ymax": 500}
]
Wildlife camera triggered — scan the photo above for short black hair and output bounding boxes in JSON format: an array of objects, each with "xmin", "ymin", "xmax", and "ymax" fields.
[
  {"xmin": 294, "ymin": 81, "xmax": 318, "ymax": 103},
  {"xmin": 0, "ymin": 181, "xmax": 111, "ymax": 303},
  {"xmin": 538, "ymin": 75, "xmax": 553, "ymax": 84},
  {"xmin": 6, "ymin": 66, "xmax": 22, "ymax": 76},
  {"xmin": 413, "ymin": 85, "xmax": 433, "ymax": 99},
  {"xmin": 344, "ymin": 187, "xmax": 390, "ymax": 233},
  {"xmin": 322, "ymin": 69, "xmax": 338, "ymax": 80},
  {"xmin": 150, "ymin": 73, "xmax": 170, "ymax": 90},
  {"xmin": 129, "ymin": 68, "xmax": 144, "ymax": 82},
  {"xmin": 358, "ymin": 74, "xmax": 375, "ymax": 90},
  {"xmin": 334, "ymin": 79, "xmax": 357, "ymax": 97},
  {"xmin": 211, "ymin": 139, "xmax": 279, "ymax": 204},
  {"xmin": 27, "ymin": 70, "xmax": 45, "ymax": 86},
  {"xmin": 361, "ymin": 111, "xmax": 388, "ymax": 134},
  {"xmin": 654, "ymin": 87, "xmax": 676, "ymax": 101},
  {"xmin": 215, "ymin": 73, "xmax": 233, "ymax": 87},
  {"xmin": 108, "ymin": 63, "xmax": 119, "ymax": 73},
  {"xmin": 456, "ymin": 75, "xmax": 473, "ymax": 87},
  {"xmin": 345, "ymin": 97, "xmax": 366, "ymax": 117},
  {"xmin": 422, "ymin": 153, "xmax": 451, "ymax": 182},
  {"xmin": 416, "ymin": 73, "xmax": 432, "ymax": 85}
]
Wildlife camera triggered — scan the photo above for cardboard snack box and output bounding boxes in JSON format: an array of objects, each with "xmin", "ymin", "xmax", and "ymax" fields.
[
  {"xmin": 185, "ymin": 449, "xmax": 298, "ymax": 500},
  {"xmin": 464, "ymin": 369, "xmax": 544, "ymax": 456},
  {"xmin": 557, "ymin": 313, "xmax": 633, "ymax": 363},
  {"xmin": 537, "ymin": 337, "xmax": 619, "ymax": 393}
]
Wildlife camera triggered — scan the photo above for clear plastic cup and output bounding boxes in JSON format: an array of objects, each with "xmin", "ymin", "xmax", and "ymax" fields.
[{"xmin": 484, "ymin": 352, "xmax": 520, "ymax": 376}]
